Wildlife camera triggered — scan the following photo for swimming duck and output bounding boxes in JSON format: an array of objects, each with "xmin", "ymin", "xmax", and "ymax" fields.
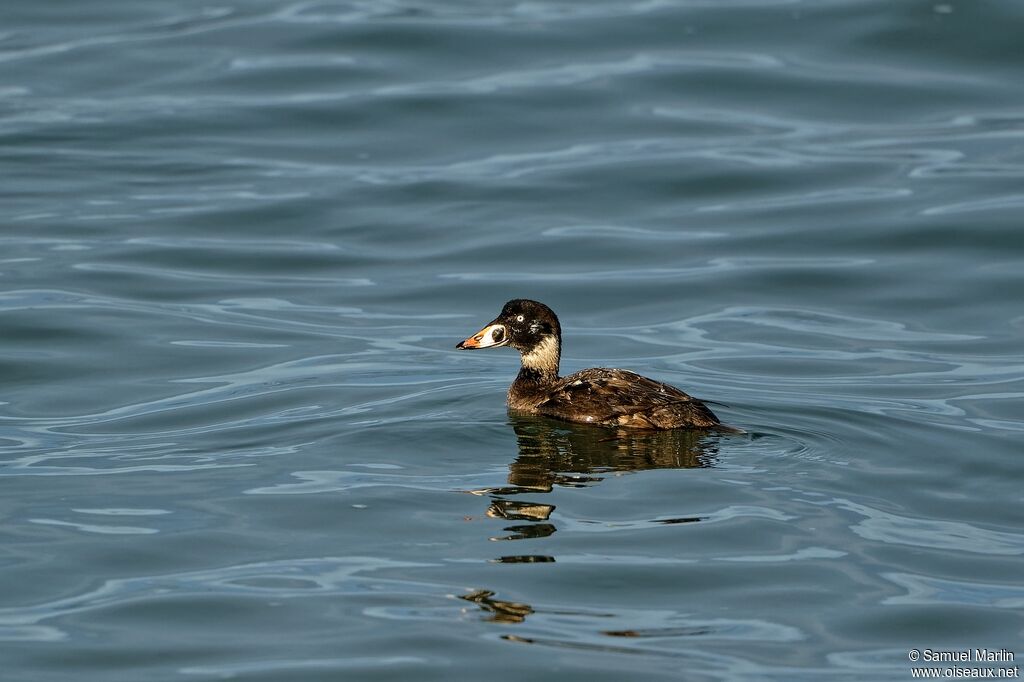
[{"xmin": 456, "ymin": 299, "xmax": 727, "ymax": 430}]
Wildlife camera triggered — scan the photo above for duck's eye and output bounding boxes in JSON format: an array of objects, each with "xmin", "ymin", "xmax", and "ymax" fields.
[
  {"xmin": 491, "ymin": 327, "xmax": 505, "ymax": 343},
  {"xmin": 516, "ymin": 315, "xmax": 525, "ymax": 323}
]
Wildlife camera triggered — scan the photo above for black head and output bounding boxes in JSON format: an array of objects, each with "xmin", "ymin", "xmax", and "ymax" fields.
[{"xmin": 456, "ymin": 299, "xmax": 561, "ymax": 353}]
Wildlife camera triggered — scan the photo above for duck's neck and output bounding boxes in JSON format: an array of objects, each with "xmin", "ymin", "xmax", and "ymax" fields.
[{"xmin": 515, "ymin": 334, "xmax": 561, "ymax": 385}]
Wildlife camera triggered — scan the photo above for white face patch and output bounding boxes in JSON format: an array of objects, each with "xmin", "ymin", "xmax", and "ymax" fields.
[{"xmin": 467, "ymin": 323, "xmax": 508, "ymax": 348}]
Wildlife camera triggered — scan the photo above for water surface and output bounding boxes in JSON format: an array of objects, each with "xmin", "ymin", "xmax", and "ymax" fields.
[{"xmin": 2, "ymin": 1, "xmax": 1023, "ymax": 680}]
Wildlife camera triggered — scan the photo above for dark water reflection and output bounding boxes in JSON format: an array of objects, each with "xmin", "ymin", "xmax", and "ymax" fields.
[
  {"xmin": 460, "ymin": 413, "xmax": 720, "ymax": 620},
  {"xmin": 474, "ymin": 416, "xmax": 721, "ymax": 555},
  {"xmin": 460, "ymin": 589, "xmax": 535, "ymax": 624},
  {"xmin": 505, "ymin": 415, "xmax": 718, "ymax": 491}
]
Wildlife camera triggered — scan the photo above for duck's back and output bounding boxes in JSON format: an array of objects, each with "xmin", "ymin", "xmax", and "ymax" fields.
[{"xmin": 529, "ymin": 367, "xmax": 721, "ymax": 430}]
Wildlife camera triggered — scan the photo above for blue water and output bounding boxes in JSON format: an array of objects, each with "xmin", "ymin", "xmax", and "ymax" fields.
[{"xmin": 2, "ymin": 1, "xmax": 1023, "ymax": 680}]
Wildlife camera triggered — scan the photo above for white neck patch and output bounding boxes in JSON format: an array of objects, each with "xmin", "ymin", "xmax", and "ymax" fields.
[{"xmin": 521, "ymin": 334, "xmax": 560, "ymax": 375}]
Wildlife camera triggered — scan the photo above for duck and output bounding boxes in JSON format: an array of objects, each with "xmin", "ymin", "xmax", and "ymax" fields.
[{"xmin": 456, "ymin": 299, "xmax": 729, "ymax": 430}]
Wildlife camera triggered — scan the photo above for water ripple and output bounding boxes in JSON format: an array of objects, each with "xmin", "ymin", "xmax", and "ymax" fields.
[
  {"xmin": 0, "ymin": 7, "xmax": 241, "ymax": 65},
  {"xmin": 28, "ymin": 518, "xmax": 159, "ymax": 535},
  {"xmin": 813, "ymin": 498, "xmax": 1024, "ymax": 556},
  {"xmin": 245, "ymin": 469, "xmax": 495, "ymax": 495},
  {"xmin": 271, "ymin": 0, "xmax": 761, "ymax": 26},
  {"xmin": 882, "ymin": 572, "xmax": 1024, "ymax": 608},
  {"xmin": 379, "ymin": 52, "xmax": 780, "ymax": 97},
  {"xmin": 696, "ymin": 187, "xmax": 913, "ymax": 213},
  {"xmin": 180, "ymin": 656, "xmax": 430, "ymax": 677},
  {"xmin": 558, "ymin": 505, "xmax": 795, "ymax": 534},
  {"xmin": 0, "ymin": 556, "xmax": 437, "ymax": 642},
  {"xmin": 674, "ymin": 306, "xmax": 982, "ymax": 343},
  {"xmin": 921, "ymin": 193, "xmax": 1024, "ymax": 216}
]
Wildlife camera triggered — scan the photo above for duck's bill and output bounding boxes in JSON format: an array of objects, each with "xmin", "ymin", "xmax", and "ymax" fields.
[{"xmin": 456, "ymin": 323, "xmax": 508, "ymax": 350}]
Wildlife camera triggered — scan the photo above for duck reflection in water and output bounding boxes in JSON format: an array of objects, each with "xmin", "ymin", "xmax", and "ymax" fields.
[
  {"xmin": 459, "ymin": 589, "xmax": 534, "ymax": 624},
  {"xmin": 461, "ymin": 416, "xmax": 719, "ymax": 619},
  {"xmin": 477, "ymin": 415, "xmax": 718, "ymax": 547},
  {"xmin": 505, "ymin": 414, "xmax": 718, "ymax": 491}
]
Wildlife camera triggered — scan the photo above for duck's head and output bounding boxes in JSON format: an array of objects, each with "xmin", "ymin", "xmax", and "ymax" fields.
[{"xmin": 456, "ymin": 299, "xmax": 562, "ymax": 374}]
